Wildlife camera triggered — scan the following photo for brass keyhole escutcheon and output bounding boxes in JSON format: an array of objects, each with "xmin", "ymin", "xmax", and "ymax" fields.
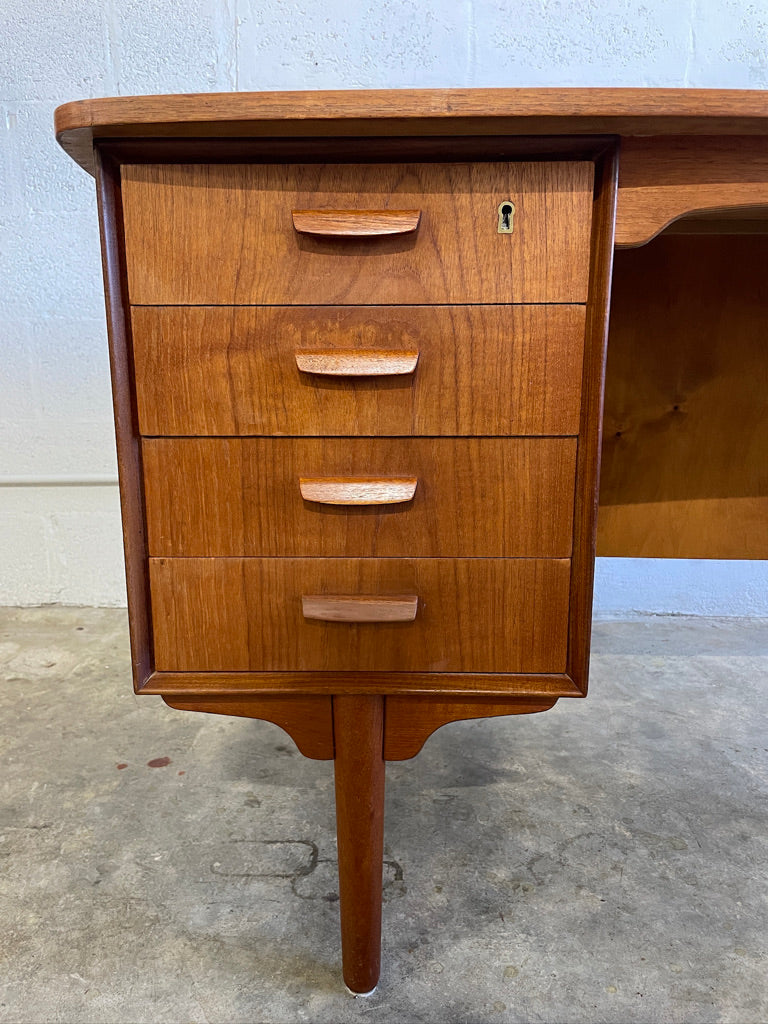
[{"xmin": 497, "ymin": 200, "xmax": 515, "ymax": 233}]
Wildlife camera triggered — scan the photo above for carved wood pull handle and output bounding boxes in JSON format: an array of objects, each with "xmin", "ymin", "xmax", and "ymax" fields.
[
  {"xmin": 295, "ymin": 349, "xmax": 419, "ymax": 377},
  {"xmin": 299, "ymin": 477, "xmax": 418, "ymax": 505},
  {"xmin": 292, "ymin": 209, "xmax": 422, "ymax": 237},
  {"xmin": 302, "ymin": 594, "xmax": 419, "ymax": 622}
]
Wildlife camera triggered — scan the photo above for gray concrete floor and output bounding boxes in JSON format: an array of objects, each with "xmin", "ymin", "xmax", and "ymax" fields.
[{"xmin": 0, "ymin": 609, "xmax": 766, "ymax": 1024}]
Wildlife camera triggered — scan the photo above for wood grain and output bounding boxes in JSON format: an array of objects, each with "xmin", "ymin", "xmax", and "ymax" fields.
[
  {"xmin": 298, "ymin": 477, "xmax": 418, "ymax": 505},
  {"xmin": 144, "ymin": 670, "xmax": 582, "ymax": 698},
  {"xmin": 295, "ymin": 349, "xmax": 419, "ymax": 376},
  {"xmin": 566, "ymin": 146, "xmax": 619, "ymax": 695},
  {"xmin": 383, "ymin": 695, "xmax": 560, "ymax": 760},
  {"xmin": 161, "ymin": 694, "xmax": 334, "ymax": 759},
  {"xmin": 142, "ymin": 438, "xmax": 577, "ymax": 558},
  {"xmin": 121, "ymin": 162, "xmax": 593, "ymax": 305},
  {"xmin": 599, "ymin": 498, "xmax": 768, "ymax": 559},
  {"xmin": 57, "ymin": 90, "xmax": 768, "ymax": 174},
  {"xmin": 333, "ymin": 696, "xmax": 385, "ymax": 993},
  {"xmin": 131, "ymin": 305, "xmax": 586, "ymax": 437},
  {"xmin": 616, "ymin": 136, "xmax": 768, "ymax": 247},
  {"xmin": 148, "ymin": 557, "xmax": 571, "ymax": 674},
  {"xmin": 57, "ymin": 92, "xmax": 768, "ymax": 997},
  {"xmin": 599, "ymin": 235, "xmax": 768, "ymax": 558},
  {"xmin": 292, "ymin": 208, "xmax": 421, "ymax": 236},
  {"xmin": 302, "ymin": 594, "xmax": 418, "ymax": 622},
  {"xmin": 93, "ymin": 152, "xmax": 153, "ymax": 692}
]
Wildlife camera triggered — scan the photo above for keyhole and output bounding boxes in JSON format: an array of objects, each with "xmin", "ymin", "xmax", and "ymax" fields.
[{"xmin": 497, "ymin": 201, "xmax": 515, "ymax": 233}]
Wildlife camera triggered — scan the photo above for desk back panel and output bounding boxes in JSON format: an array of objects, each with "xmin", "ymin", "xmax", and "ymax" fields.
[{"xmin": 599, "ymin": 234, "xmax": 768, "ymax": 559}]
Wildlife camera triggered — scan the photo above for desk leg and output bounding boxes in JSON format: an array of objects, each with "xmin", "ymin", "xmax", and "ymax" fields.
[{"xmin": 333, "ymin": 695, "xmax": 385, "ymax": 994}]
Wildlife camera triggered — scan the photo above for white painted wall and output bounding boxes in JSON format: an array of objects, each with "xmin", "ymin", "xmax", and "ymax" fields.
[{"xmin": 1, "ymin": 0, "xmax": 767, "ymax": 613}]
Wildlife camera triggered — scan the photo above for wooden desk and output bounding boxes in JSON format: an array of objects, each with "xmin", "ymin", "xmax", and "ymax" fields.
[{"xmin": 55, "ymin": 89, "xmax": 768, "ymax": 992}]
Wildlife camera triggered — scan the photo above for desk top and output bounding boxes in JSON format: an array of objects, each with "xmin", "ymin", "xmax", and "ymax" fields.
[{"xmin": 55, "ymin": 87, "xmax": 768, "ymax": 174}]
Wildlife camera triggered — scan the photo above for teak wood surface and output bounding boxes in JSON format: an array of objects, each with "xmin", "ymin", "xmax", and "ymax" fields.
[
  {"xmin": 120, "ymin": 161, "xmax": 594, "ymax": 305},
  {"xmin": 161, "ymin": 694, "xmax": 562, "ymax": 762},
  {"xmin": 56, "ymin": 87, "xmax": 768, "ymax": 992},
  {"xmin": 333, "ymin": 696, "xmax": 385, "ymax": 994},
  {"xmin": 141, "ymin": 437, "xmax": 577, "ymax": 558},
  {"xmin": 143, "ymin": 670, "xmax": 582, "ymax": 699},
  {"xmin": 58, "ymin": 90, "xmax": 768, "ymax": 250},
  {"xmin": 383, "ymin": 695, "xmax": 559, "ymax": 760},
  {"xmin": 148, "ymin": 556, "xmax": 572, "ymax": 675},
  {"xmin": 615, "ymin": 136, "xmax": 768, "ymax": 246},
  {"xmin": 94, "ymin": 152, "xmax": 153, "ymax": 691},
  {"xmin": 55, "ymin": 88, "xmax": 768, "ymax": 176},
  {"xmin": 302, "ymin": 594, "xmax": 419, "ymax": 623},
  {"xmin": 297, "ymin": 476, "xmax": 419, "ymax": 505},
  {"xmin": 162, "ymin": 694, "xmax": 334, "ymax": 760},
  {"xmin": 131, "ymin": 304, "xmax": 587, "ymax": 437},
  {"xmin": 292, "ymin": 208, "xmax": 421, "ymax": 236},
  {"xmin": 565, "ymin": 149, "xmax": 618, "ymax": 695},
  {"xmin": 293, "ymin": 348, "xmax": 420, "ymax": 376}
]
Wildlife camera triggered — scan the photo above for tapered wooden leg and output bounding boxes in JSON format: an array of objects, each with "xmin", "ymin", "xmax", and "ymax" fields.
[{"xmin": 333, "ymin": 695, "xmax": 385, "ymax": 994}]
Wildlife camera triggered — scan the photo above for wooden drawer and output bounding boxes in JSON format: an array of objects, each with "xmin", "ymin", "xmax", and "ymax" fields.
[
  {"xmin": 131, "ymin": 305, "xmax": 586, "ymax": 437},
  {"xmin": 149, "ymin": 557, "xmax": 571, "ymax": 674},
  {"xmin": 121, "ymin": 162, "xmax": 594, "ymax": 305},
  {"xmin": 142, "ymin": 437, "xmax": 577, "ymax": 558}
]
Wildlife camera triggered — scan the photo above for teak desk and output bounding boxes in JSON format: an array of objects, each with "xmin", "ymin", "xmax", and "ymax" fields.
[{"xmin": 55, "ymin": 89, "xmax": 768, "ymax": 993}]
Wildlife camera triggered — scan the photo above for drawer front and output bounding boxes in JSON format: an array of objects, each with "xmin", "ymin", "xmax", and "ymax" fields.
[
  {"xmin": 132, "ymin": 305, "xmax": 586, "ymax": 437},
  {"xmin": 142, "ymin": 437, "xmax": 577, "ymax": 558},
  {"xmin": 149, "ymin": 557, "xmax": 571, "ymax": 673},
  {"xmin": 121, "ymin": 162, "xmax": 594, "ymax": 305}
]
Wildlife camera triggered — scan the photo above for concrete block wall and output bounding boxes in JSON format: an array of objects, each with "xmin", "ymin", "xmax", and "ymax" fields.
[{"xmin": 2, "ymin": 0, "xmax": 767, "ymax": 614}]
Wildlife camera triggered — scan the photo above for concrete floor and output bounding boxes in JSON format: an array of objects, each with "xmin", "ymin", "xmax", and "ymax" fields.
[{"xmin": 0, "ymin": 609, "xmax": 766, "ymax": 1024}]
